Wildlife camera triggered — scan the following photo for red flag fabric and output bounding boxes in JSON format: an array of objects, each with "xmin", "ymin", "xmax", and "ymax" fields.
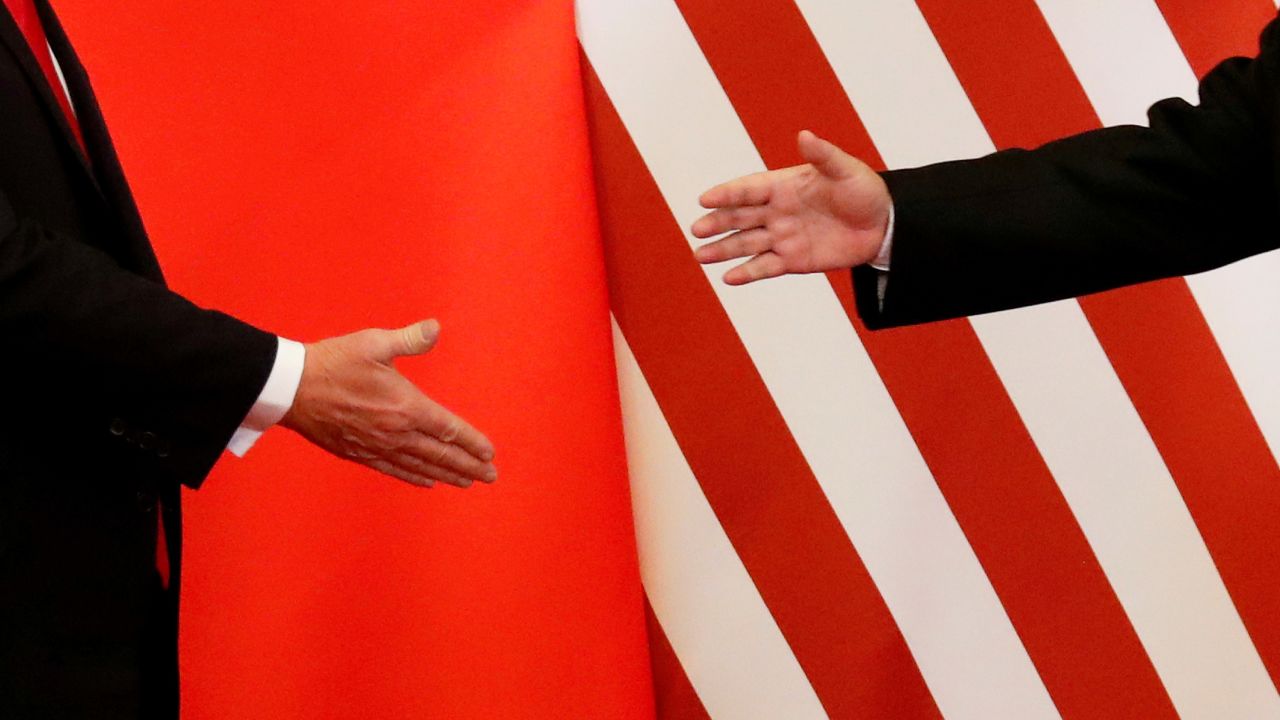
[{"xmin": 54, "ymin": 0, "xmax": 654, "ymax": 717}]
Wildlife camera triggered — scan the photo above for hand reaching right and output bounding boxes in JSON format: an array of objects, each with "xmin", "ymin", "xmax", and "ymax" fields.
[
  {"xmin": 280, "ymin": 319, "xmax": 496, "ymax": 489},
  {"xmin": 692, "ymin": 130, "xmax": 892, "ymax": 284}
]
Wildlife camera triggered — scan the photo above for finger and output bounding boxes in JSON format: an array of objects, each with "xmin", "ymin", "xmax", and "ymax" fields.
[
  {"xmin": 364, "ymin": 319, "xmax": 442, "ymax": 363},
  {"xmin": 418, "ymin": 401, "xmax": 496, "ymax": 462},
  {"xmin": 798, "ymin": 130, "xmax": 854, "ymax": 181},
  {"xmin": 405, "ymin": 433, "xmax": 498, "ymax": 483},
  {"xmin": 367, "ymin": 459, "xmax": 436, "ymax": 489},
  {"xmin": 394, "ymin": 452, "xmax": 476, "ymax": 488},
  {"xmin": 395, "ymin": 319, "xmax": 441, "ymax": 357},
  {"xmin": 695, "ymin": 228, "xmax": 773, "ymax": 264},
  {"xmin": 698, "ymin": 172, "xmax": 775, "ymax": 209},
  {"xmin": 724, "ymin": 251, "xmax": 787, "ymax": 286},
  {"xmin": 690, "ymin": 206, "xmax": 768, "ymax": 239}
]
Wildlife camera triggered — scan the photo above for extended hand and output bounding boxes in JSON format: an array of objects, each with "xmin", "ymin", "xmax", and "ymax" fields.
[
  {"xmin": 692, "ymin": 130, "xmax": 892, "ymax": 284},
  {"xmin": 281, "ymin": 319, "xmax": 496, "ymax": 489}
]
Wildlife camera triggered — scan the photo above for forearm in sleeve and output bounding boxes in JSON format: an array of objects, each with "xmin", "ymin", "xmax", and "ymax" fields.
[
  {"xmin": 855, "ymin": 18, "xmax": 1280, "ymax": 329},
  {"xmin": 0, "ymin": 194, "xmax": 277, "ymax": 486}
]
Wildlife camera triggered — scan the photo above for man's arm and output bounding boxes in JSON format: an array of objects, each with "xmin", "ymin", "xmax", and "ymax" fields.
[
  {"xmin": 0, "ymin": 192, "xmax": 278, "ymax": 485},
  {"xmin": 693, "ymin": 15, "xmax": 1280, "ymax": 329},
  {"xmin": 0, "ymin": 191, "xmax": 495, "ymax": 489},
  {"xmin": 863, "ymin": 25, "xmax": 1279, "ymax": 327}
]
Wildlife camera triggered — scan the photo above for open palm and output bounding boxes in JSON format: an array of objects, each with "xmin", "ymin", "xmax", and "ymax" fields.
[{"xmin": 692, "ymin": 131, "xmax": 892, "ymax": 285}]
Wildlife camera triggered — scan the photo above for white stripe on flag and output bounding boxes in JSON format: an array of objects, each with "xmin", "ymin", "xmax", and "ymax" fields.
[
  {"xmin": 975, "ymin": 303, "xmax": 1280, "ymax": 720},
  {"xmin": 1189, "ymin": 254, "xmax": 1280, "ymax": 461},
  {"xmin": 792, "ymin": 0, "xmax": 993, "ymax": 165},
  {"xmin": 579, "ymin": 1, "xmax": 1061, "ymax": 718},
  {"xmin": 1037, "ymin": 0, "xmax": 1280, "ymax": 464},
  {"xmin": 1033, "ymin": 0, "xmax": 1199, "ymax": 125},
  {"xmin": 796, "ymin": 1, "xmax": 1280, "ymax": 716},
  {"xmin": 1032, "ymin": 4, "xmax": 1280, "ymax": 710},
  {"xmin": 612, "ymin": 320, "xmax": 828, "ymax": 720}
]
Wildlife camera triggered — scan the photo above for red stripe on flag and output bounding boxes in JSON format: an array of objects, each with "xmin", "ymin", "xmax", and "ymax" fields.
[
  {"xmin": 913, "ymin": 1, "xmax": 1096, "ymax": 146},
  {"xmin": 643, "ymin": 598, "xmax": 712, "ymax": 720},
  {"xmin": 673, "ymin": 1, "xmax": 1179, "ymax": 716},
  {"xmin": 918, "ymin": 0, "xmax": 1280, "ymax": 691},
  {"xmin": 1153, "ymin": 0, "xmax": 1277, "ymax": 78},
  {"xmin": 582, "ymin": 58, "xmax": 944, "ymax": 720}
]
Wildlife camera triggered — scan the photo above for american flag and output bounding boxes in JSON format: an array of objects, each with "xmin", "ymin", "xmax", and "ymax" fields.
[{"xmin": 578, "ymin": 0, "xmax": 1280, "ymax": 717}]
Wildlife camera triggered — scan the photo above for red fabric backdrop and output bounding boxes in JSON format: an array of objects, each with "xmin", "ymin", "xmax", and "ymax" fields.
[{"xmin": 52, "ymin": 1, "xmax": 654, "ymax": 717}]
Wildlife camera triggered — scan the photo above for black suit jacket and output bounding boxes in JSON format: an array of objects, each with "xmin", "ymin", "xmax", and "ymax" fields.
[
  {"xmin": 855, "ymin": 13, "xmax": 1280, "ymax": 329},
  {"xmin": 0, "ymin": 3, "xmax": 277, "ymax": 716}
]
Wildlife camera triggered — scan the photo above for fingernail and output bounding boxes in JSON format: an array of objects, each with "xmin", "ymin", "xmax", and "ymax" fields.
[{"xmin": 484, "ymin": 468, "xmax": 498, "ymax": 483}]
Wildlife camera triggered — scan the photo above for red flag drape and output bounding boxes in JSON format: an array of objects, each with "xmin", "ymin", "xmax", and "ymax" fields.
[{"xmin": 52, "ymin": 1, "xmax": 654, "ymax": 717}]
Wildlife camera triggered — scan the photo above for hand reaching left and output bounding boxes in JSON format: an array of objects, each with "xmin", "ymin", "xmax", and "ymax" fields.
[{"xmin": 692, "ymin": 130, "xmax": 892, "ymax": 284}]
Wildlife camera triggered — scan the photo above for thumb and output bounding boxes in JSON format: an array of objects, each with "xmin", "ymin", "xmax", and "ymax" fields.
[
  {"xmin": 798, "ymin": 130, "xmax": 853, "ymax": 180},
  {"xmin": 372, "ymin": 319, "xmax": 441, "ymax": 361}
]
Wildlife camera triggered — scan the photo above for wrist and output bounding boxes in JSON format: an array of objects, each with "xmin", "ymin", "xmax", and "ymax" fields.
[{"xmin": 279, "ymin": 342, "xmax": 319, "ymax": 432}]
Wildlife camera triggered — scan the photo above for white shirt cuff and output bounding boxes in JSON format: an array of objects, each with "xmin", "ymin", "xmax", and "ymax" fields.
[
  {"xmin": 871, "ymin": 203, "xmax": 894, "ymax": 271},
  {"xmin": 227, "ymin": 337, "xmax": 306, "ymax": 457},
  {"xmin": 872, "ymin": 205, "xmax": 894, "ymax": 308}
]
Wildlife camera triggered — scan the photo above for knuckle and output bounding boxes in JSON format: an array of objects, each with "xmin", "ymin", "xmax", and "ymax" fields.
[
  {"xmin": 438, "ymin": 419, "xmax": 461, "ymax": 444},
  {"xmin": 368, "ymin": 429, "xmax": 405, "ymax": 454},
  {"xmin": 399, "ymin": 325, "xmax": 419, "ymax": 353}
]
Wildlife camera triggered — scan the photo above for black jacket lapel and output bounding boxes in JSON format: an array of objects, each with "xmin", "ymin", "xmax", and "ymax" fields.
[
  {"xmin": 35, "ymin": 0, "xmax": 164, "ymax": 281},
  {"xmin": 0, "ymin": 3, "xmax": 97, "ymax": 182}
]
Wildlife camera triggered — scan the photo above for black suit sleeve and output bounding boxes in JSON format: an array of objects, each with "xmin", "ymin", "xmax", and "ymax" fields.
[
  {"xmin": 0, "ymin": 190, "xmax": 277, "ymax": 488},
  {"xmin": 854, "ymin": 14, "xmax": 1280, "ymax": 329}
]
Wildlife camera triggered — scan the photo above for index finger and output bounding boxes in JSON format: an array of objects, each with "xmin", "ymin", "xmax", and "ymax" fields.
[{"xmin": 698, "ymin": 171, "xmax": 776, "ymax": 209}]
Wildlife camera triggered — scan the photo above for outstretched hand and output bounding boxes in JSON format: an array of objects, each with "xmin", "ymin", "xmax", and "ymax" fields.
[
  {"xmin": 281, "ymin": 319, "xmax": 497, "ymax": 489},
  {"xmin": 692, "ymin": 130, "xmax": 892, "ymax": 284}
]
